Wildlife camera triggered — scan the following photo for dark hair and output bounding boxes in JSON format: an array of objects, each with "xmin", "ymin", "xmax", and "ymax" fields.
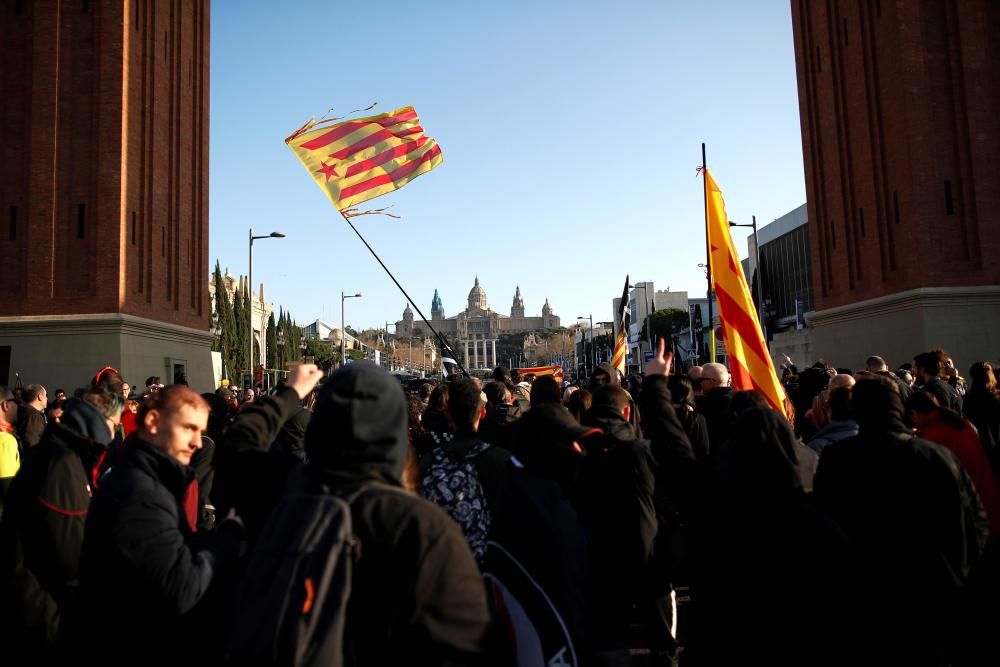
[
  {"xmin": 731, "ymin": 390, "xmax": 769, "ymax": 416},
  {"xmin": 0, "ymin": 385, "xmax": 14, "ymax": 403},
  {"xmin": 483, "ymin": 380, "xmax": 511, "ymax": 407},
  {"xmin": 906, "ymin": 390, "xmax": 966, "ymax": 430},
  {"xmin": 530, "ymin": 376, "xmax": 561, "ymax": 407},
  {"xmin": 145, "ymin": 376, "xmax": 162, "ymax": 388},
  {"xmin": 447, "ymin": 378, "xmax": 484, "ymax": 431},
  {"xmin": 592, "ymin": 384, "xmax": 630, "ymax": 414},
  {"xmin": 968, "ymin": 361, "xmax": 997, "ymax": 396},
  {"xmin": 82, "ymin": 384, "xmax": 124, "ymax": 419},
  {"xmin": 406, "ymin": 394, "xmax": 426, "ymax": 447},
  {"xmin": 566, "ymin": 388, "xmax": 592, "ymax": 423},
  {"xmin": 492, "ymin": 366, "xmax": 512, "ymax": 384},
  {"xmin": 427, "ymin": 385, "xmax": 449, "ymax": 413},
  {"xmin": 511, "ymin": 369, "xmax": 523, "ymax": 384},
  {"xmin": 667, "ymin": 375, "xmax": 695, "ymax": 408},
  {"xmin": 914, "ymin": 351, "xmax": 942, "ymax": 377}
]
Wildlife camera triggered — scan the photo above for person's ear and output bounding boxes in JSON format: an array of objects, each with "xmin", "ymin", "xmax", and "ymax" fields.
[{"xmin": 143, "ymin": 409, "xmax": 160, "ymax": 434}]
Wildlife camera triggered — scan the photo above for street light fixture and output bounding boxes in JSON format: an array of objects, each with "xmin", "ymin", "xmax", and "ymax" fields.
[
  {"xmin": 248, "ymin": 228, "xmax": 286, "ymax": 388},
  {"xmin": 729, "ymin": 216, "xmax": 766, "ymax": 339},
  {"xmin": 341, "ymin": 291, "xmax": 362, "ymax": 367}
]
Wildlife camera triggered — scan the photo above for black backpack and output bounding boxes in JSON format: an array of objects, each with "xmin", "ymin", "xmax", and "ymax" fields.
[{"xmin": 225, "ymin": 486, "xmax": 370, "ymax": 667}]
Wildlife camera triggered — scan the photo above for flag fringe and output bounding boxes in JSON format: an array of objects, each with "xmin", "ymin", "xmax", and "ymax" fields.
[
  {"xmin": 342, "ymin": 206, "xmax": 401, "ymax": 220},
  {"xmin": 284, "ymin": 101, "xmax": 379, "ymax": 143}
]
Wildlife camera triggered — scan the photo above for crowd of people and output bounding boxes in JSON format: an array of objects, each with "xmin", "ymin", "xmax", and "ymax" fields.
[{"xmin": 0, "ymin": 340, "xmax": 998, "ymax": 666}]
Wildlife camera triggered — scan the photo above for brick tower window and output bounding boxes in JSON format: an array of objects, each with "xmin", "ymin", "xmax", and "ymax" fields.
[
  {"xmin": 9, "ymin": 206, "xmax": 15, "ymax": 241},
  {"xmin": 77, "ymin": 204, "xmax": 85, "ymax": 239}
]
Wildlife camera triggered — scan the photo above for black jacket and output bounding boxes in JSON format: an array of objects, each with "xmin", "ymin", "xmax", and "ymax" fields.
[
  {"xmin": 694, "ymin": 386, "xmax": 735, "ymax": 453},
  {"xmin": 814, "ymin": 390, "xmax": 987, "ymax": 666},
  {"xmin": 919, "ymin": 375, "xmax": 963, "ymax": 413},
  {"xmin": 0, "ymin": 399, "xmax": 110, "ymax": 657},
  {"xmin": 80, "ymin": 437, "xmax": 244, "ymax": 666},
  {"xmin": 16, "ymin": 404, "xmax": 46, "ymax": 450},
  {"xmin": 575, "ymin": 407, "xmax": 657, "ymax": 649},
  {"xmin": 301, "ymin": 363, "xmax": 490, "ymax": 665},
  {"xmin": 477, "ymin": 403, "xmax": 522, "ymax": 451}
]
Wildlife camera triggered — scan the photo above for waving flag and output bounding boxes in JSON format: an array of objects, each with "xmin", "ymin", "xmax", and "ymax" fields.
[
  {"xmin": 286, "ymin": 106, "xmax": 443, "ymax": 211},
  {"xmin": 611, "ymin": 276, "xmax": 630, "ymax": 375},
  {"xmin": 705, "ymin": 169, "xmax": 789, "ymax": 418},
  {"xmin": 515, "ymin": 365, "xmax": 564, "ymax": 383}
]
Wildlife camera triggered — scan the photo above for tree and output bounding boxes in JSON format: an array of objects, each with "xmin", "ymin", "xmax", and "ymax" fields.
[
  {"xmin": 211, "ymin": 261, "xmax": 239, "ymax": 380},
  {"xmin": 304, "ymin": 338, "xmax": 334, "ymax": 371},
  {"xmin": 266, "ymin": 311, "xmax": 278, "ymax": 370},
  {"xmin": 232, "ymin": 283, "xmax": 247, "ymax": 375}
]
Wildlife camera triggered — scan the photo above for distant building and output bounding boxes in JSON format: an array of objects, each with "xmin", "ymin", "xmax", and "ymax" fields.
[
  {"xmin": 612, "ymin": 281, "xmax": 688, "ymax": 372},
  {"xmin": 395, "ymin": 278, "xmax": 560, "ymax": 370},
  {"xmin": 208, "ymin": 268, "xmax": 274, "ymax": 369}
]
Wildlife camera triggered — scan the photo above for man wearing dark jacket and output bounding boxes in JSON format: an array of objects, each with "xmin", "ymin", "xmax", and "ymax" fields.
[
  {"xmin": 478, "ymin": 380, "xmax": 522, "ymax": 451},
  {"xmin": 914, "ymin": 351, "xmax": 963, "ymax": 413},
  {"xmin": 302, "ymin": 363, "xmax": 490, "ymax": 664},
  {"xmin": 576, "ymin": 382, "xmax": 658, "ymax": 663},
  {"xmin": 0, "ymin": 386, "xmax": 122, "ymax": 661},
  {"xmin": 814, "ymin": 375, "xmax": 987, "ymax": 666},
  {"xmin": 80, "ymin": 385, "xmax": 246, "ymax": 666},
  {"xmin": 16, "ymin": 384, "xmax": 48, "ymax": 449}
]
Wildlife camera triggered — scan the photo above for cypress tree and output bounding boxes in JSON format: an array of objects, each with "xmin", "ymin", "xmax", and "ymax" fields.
[{"xmin": 266, "ymin": 311, "xmax": 278, "ymax": 370}]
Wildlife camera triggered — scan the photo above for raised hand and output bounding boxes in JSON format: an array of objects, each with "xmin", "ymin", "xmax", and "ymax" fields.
[
  {"xmin": 645, "ymin": 337, "xmax": 674, "ymax": 377},
  {"xmin": 288, "ymin": 363, "xmax": 324, "ymax": 400}
]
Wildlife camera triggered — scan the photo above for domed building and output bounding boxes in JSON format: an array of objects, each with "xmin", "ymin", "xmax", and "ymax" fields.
[{"xmin": 394, "ymin": 277, "xmax": 560, "ymax": 370}]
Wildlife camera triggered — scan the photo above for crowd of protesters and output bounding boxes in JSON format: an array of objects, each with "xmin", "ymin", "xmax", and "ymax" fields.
[{"xmin": 0, "ymin": 341, "xmax": 998, "ymax": 666}]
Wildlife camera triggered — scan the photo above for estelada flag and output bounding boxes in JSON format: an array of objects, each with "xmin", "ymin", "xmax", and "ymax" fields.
[
  {"xmin": 516, "ymin": 365, "xmax": 564, "ymax": 384},
  {"xmin": 704, "ymin": 168, "xmax": 789, "ymax": 418},
  {"xmin": 286, "ymin": 106, "xmax": 443, "ymax": 211}
]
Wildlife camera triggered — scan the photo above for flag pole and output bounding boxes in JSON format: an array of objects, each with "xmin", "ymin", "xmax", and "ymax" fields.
[
  {"xmin": 337, "ymin": 210, "xmax": 469, "ymax": 376},
  {"xmin": 702, "ymin": 143, "xmax": 716, "ymax": 363}
]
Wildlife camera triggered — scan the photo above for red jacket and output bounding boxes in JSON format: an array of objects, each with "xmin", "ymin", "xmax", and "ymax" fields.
[{"xmin": 920, "ymin": 411, "xmax": 1000, "ymax": 538}]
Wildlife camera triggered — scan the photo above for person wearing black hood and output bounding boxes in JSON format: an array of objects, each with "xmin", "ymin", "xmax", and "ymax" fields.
[
  {"xmin": 0, "ymin": 384, "xmax": 122, "ymax": 661},
  {"xmin": 294, "ymin": 362, "xmax": 490, "ymax": 663},
  {"xmin": 814, "ymin": 375, "xmax": 988, "ymax": 666},
  {"xmin": 485, "ymin": 403, "xmax": 599, "ymax": 667},
  {"xmin": 576, "ymin": 382, "xmax": 660, "ymax": 664},
  {"xmin": 478, "ymin": 380, "xmax": 522, "ymax": 450}
]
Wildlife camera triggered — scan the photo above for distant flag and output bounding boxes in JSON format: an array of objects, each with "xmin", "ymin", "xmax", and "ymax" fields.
[
  {"xmin": 440, "ymin": 342, "xmax": 459, "ymax": 379},
  {"xmin": 611, "ymin": 276, "xmax": 630, "ymax": 375},
  {"xmin": 286, "ymin": 105, "xmax": 443, "ymax": 211},
  {"xmin": 704, "ymin": 169, "xmax": 789, "ymax": 418},
  {"xmin": 515, "ymin": 365, "xmax": 564, "ymax": 384}
]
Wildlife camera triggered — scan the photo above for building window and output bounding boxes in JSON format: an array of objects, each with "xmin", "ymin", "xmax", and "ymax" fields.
[
  {"xmin": 77, "ymin": 204, "xmax": 85, "ymax": 239},
  {"xmin": 82, "ymin": 0, "xmax": 89, "ymax": 12},
  {"xmin": 134, "ymin": 0, "xmax": 139, "ymax": 29},
  {"xmin": 8, "ymin": 206, "xmax": 15, "ymax": 241},
  {"xmin": 161, "ymin": 227, "xmax": 166, "ymax": 257},
  {"xmin": 893, "ymin": 191, "xmax": 900, "ymax": 224},
  {"xmin": 859, "ymin": 207, "xmax": 865, "ymax": 237},
  {"xmin": 831, "ymin": 220, "xmax": 836, "ymax": 248},
  {"xmin": 842, "ymin": 18, "xmax": 848, "ymax": 46},
  {"xmin": 132, "ymin": 212, "xmax": 137, "ymax": 245},
  {"xmin": 944, "ymin": 181, "xmax": 955, "ymax": 215},
  {"xmin": 816, "ymin": 46, "xmax": 822, "ymax": 72}
]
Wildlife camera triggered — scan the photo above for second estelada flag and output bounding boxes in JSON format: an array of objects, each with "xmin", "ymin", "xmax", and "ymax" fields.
[{"xmin": 286, "ymin": 105, "xmax": 443, "ymax": 211}]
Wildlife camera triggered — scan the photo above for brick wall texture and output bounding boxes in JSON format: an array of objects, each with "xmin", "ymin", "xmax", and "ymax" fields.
[
  {"xmin": 791, "ymin": 0, "xmax": 1000, "ymax": 310},
  {"xmin": 0, "ymin": 0, "xmax": 210, "ymax": 330}
]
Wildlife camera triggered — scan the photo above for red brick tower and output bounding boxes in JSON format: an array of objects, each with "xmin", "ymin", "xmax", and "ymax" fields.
[
  {"xmin": 0, "ymin": 0, "xmax": 212, "ymax": 389},
  {"xmin": 791, "ymin": 0, "xmax": 1000, "ymax": 367}
]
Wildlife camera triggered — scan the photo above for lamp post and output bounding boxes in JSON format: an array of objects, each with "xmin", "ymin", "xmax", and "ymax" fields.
[
  {"xmin": 577, "ymin": 314, "xmax": 593, "ymax": 378},
  {"xmin": 729, "ymin": 216, "xmax": 767, "ymax": 340},
  {"xmin": 248, "ymin": 228, "xmax": 285, "ymax": 386},
  {"xmin": 341, "ymin": 291, "xmax": 362, "ymax": 367}
]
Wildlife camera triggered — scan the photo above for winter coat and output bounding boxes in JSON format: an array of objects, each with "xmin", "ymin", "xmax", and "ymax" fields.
[
  {"xmin": 575, "ymin": 407, "xmax": 657, "ymax": 650},
  {"xmin": 301, "ymin": 362, "xmax": 490, "ymax": 665},
  {"xmin": 814, "ymin": 390, "xmax": 987, "ymax": 666},
  {"xmin": 80, "ymin": 437, "xmax": 244, "ymax": 666},
  {"xmin": 16, "ymin": 404, "xmax": 46, "ymax": 450},
  {"xmin": 919, "ymin": 375, "xmax": 964, "ymax": 413},
  {"xmin": 477, "ymin": 402, "xmax": 522, "ymax": 451},
  {"xmin": 0, "ymin": 399, "xmax": 111, "ymax": 658},
  {"xmin": 918, "ymin": 411, "xmax": 1000, "ymax": 539},
  {"xmin": 807, "ymin": 419, "xmax": 859, "ymax": 455}
]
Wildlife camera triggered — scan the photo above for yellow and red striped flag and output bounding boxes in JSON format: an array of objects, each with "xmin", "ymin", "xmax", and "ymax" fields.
[
  {"xmin": 286, "ymin": 105, "xmax": 443, "ymax": 211},
  {"xmin": 611, "ymin": 276, "xmax": 630, "ymax": 375},
  {"xmin": 516, "ymin": 365, "xmax": 564, "ymax": 383},
  {"xmin": 705, "ymin": 169, "xmax": 790, "ymax": 418}
]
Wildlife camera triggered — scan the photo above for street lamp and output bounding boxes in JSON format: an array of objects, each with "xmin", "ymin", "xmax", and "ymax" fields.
[
  {"xmin": 577, "ymin": 314, "xmax": 593, "ymax": 378},
  {"xmin": 729, "ymin": 216, "xmax": 766, "ymax": 339},
  {"xmin": 341, "ymin": 291, "xmax": 362, "ymax": 367},
  {"xmin": 249, "ymin": 228, "xmax": 285, "ymax": 386}
]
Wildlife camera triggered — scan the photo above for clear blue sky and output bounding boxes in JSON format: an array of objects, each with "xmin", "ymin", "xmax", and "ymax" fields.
[{"xmin": 210, "ymin": 0, "xmax": 806, "ymax": 331}]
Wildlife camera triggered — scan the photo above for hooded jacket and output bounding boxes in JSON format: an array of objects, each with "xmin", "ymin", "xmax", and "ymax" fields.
[
  {"xmin": 807, "ymin": 419, "xmax": 859, "ymax": 455},
  {"xmin": 814, "ymin": 383, "xmax": 987, "ymax": 666},
  {"xmin": 302, "ymin": 363, "xmax": 490, "ymax": 665},
  {"xmin": 0, "ymin": 398, "xmax": 111, "ymax": 657}
]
